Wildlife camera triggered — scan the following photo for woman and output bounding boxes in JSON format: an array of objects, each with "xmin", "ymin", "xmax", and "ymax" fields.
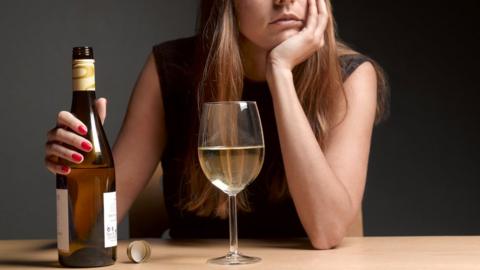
[{"xmin": 45, "ymin": 0, "xmax": 388, "ymax": 249}]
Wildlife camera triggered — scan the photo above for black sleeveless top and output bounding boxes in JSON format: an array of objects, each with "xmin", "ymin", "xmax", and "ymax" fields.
[{"xmin": 152, "ymin": 36, "xmax": 371, "ymax": 239}]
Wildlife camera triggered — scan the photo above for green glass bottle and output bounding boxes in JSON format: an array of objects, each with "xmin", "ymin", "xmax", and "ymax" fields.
[{"xmin": 56, "ymin": 47, "xmax": 117, "ymax": 267}]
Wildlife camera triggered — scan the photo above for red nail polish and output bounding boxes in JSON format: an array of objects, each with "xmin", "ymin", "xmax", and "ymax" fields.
[
  {"xmin": 61, "ymin": 166, "xmax": 70, "ymax": 173},
  {"xmin": 78, "ymin": 125, "xmax": 88, "ymax": 135},
  {"xmin": 72, "ymin": 153, "xmax": 83, "ymax": 162},
  {"xmin": 81, "ymin": 142, "xmax": 92, "ymax": 151}
]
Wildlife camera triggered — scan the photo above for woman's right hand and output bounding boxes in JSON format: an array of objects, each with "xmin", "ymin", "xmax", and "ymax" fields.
[{"xmin": 45, "ymin": 98, "xmax": 107, "ymax": 175}]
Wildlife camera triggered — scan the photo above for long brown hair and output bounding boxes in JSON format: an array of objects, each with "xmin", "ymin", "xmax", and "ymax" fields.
[{"xmin": 180, "ymin": 0, "xmax": 389, "ymax": 218}]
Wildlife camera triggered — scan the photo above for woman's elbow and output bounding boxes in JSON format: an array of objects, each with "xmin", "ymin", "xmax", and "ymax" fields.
[{"xmin": 310, "ymin": 230, "xmax": 345, "ymax": 250}]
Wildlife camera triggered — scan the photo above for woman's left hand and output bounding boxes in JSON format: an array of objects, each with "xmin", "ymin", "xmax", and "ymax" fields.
[{"xmin": 267, "ymin": 0, "xmax": 329, "ymax": 73}]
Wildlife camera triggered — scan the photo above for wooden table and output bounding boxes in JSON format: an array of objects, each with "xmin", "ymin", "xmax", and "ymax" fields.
[{"xmin": 0, "ymin": 236, "xmax": 479, "ymax": 269}]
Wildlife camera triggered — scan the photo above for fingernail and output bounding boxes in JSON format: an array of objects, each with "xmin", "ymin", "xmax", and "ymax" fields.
[
  {"xmin": 81, "ymin": 141, "xmax": 92, "ymax": 151},
  {"xmin": 61, "ymin": 166, "xmax": 70, "ymax": 173},
  {"xmin": 78, "ymin": 125, "xmax": 88, "ymax": 135},
  {"xmin": 72, "ymin": 153, "xmax": 83, "ymax": 162}
]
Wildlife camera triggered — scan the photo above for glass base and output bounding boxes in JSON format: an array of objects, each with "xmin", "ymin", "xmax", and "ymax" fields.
[{"xmin": 207, "ymin": 252, "xmax": 261, "ymax": 265}]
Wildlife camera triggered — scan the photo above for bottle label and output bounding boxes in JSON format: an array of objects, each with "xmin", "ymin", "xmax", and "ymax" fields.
[
  {"xmin": 103, "ymin": 192, "xmax": 117, "ymax": 248},
  {"xmin": 72, "ymin": 59, "xmax": 95, "ymax": 91},
  {"xmin": 56, "ymin": 189, "xmax": 69, "ymax": 252}
]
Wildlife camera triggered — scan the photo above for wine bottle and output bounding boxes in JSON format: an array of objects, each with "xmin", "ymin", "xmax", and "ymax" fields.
[{"xmin": 56, "ymin": 47, "xmax": 117, "ymax": 267}]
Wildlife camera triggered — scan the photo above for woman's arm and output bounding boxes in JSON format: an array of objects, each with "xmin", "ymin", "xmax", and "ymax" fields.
[
  {"xmin": 267, "ymin": 62, "xmax": 377, "ymax": 250},
  {"xmin": 265, "ymin": 0, "xmax": 378, "ymax": 250},
  {"xmin": 114, "ymin": 53, "xmax": 166, "ymax": 222}
]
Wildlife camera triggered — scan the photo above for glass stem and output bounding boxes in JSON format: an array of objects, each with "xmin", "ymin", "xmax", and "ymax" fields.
[{"xmin": 228, "ymin": 195, "xmax": 238, "ymax": 255}]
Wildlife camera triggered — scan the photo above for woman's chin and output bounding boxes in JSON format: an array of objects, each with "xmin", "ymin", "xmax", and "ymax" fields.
[
  {"xmin": 268, "ymin": 30, "xmax": 300, "ymax": 48},
  {"xmin": 241, "ymin": 29, "xmax": 301, "ymax": 51}
]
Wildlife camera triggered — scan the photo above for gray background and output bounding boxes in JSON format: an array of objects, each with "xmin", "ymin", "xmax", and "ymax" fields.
[{"xmin": 0, "ymin": 0, "xmax": 479, "ymax": 239}]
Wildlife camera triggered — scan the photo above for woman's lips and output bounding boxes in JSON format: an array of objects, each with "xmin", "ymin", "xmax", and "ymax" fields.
[{"xmin": 269, "ymin": 19, "xmax": 304, "ymax": 28}]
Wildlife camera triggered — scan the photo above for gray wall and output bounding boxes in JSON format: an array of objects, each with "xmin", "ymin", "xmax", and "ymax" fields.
[
  {"xmin": 1, "ymin": 0, "xmax": 479, "ymax": 239},
  {"xmin": 0, "ymin": 0, "xmax": 197, "ymax": 239}
]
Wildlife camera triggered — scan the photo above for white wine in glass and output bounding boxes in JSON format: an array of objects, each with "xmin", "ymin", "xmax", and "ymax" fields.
[
  {"xmin": 198, "ymin": 146, "xmax": 264, "ymax": 195},
  {"xmin": 198, "ymin": 101, "xmax": 264, "ymax": 265}
]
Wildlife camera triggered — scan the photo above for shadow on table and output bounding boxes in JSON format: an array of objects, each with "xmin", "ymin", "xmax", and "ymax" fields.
[
  {"xmin": 33, "ymin": 242, "xmax": 57, "ymax": 250},
  {"xmin": 164, "ymin": 238, "xmax": 314, "ymax": 250},
  {"xmin": 246, "ymin": 239, "xmax": 313, "ymax": 250},
  {"xmin": 0, "ymin": 260, "xmax": 60, "ymax": 268}
]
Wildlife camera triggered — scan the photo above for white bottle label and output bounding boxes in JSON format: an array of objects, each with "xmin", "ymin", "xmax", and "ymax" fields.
[
  {"xmin": 56, "ymin": 189, "xmax": 69, "ymax": 252},
  {"xmin": 103, "ymin": 192, "xmax": 117, "ymax": 248}
]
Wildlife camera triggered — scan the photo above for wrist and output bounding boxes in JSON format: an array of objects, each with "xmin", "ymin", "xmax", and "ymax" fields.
[
  {"xmin": 266, "ymin": 61, "xmax": 293, "ymax": 83},
  {"xmin": 266, "ymin": 64, "xmax": 295, "ymax": 100}
]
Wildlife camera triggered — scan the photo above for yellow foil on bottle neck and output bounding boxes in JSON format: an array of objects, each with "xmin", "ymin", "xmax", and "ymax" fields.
[{"xmin": 73, "ymin": 59, "xmax": 96, "ymax": 91}]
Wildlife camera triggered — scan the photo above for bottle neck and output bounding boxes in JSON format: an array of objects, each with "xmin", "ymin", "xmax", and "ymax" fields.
[
  {"xmin": 71, "ymin": 91, "xmax": 97, "ymax": 119},
  {"xmin": 72, "ymin": 59, "xmax": 96, "ymax": 91}
]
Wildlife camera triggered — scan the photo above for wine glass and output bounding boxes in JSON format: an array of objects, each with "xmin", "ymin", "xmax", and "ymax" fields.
[{"xmin": 198, "ymin": 101, "xmax": 265, "ymax": 265}]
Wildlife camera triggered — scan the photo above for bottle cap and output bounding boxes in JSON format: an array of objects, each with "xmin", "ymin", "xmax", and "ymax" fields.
[
  {"xmin": 127, "ymin": 240, "xmax": 151, "ymax": 263},
  {"xmin": 72, "ymin": 47, "xmax": 94, "ymax": 59}
]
